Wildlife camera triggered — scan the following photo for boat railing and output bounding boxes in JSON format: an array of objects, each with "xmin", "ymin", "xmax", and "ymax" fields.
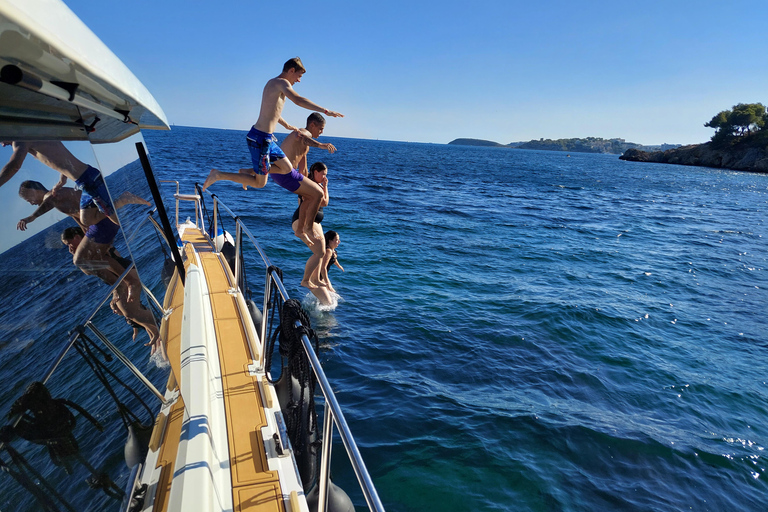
[{"xmin": 166, "ymin": 183, "xmax": 386, "ymax": 512}]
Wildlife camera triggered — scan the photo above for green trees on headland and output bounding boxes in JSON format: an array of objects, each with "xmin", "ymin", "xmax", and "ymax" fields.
[{"xmin": 705, "ymin": 103, "xmax": 767, "ymax": 145}]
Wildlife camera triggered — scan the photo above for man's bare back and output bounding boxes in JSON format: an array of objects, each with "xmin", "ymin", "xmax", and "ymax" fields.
[
  {"xmin": 24, "ymin": 141, "xmax": 89, "ymax": 181},
  {"xmin": 281, "ymin": 129, "xmax": 312, "ymax": 169}
]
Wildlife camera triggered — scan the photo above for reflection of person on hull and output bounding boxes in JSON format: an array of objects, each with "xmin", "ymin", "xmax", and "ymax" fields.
[
  {"xmin": 17, "ymin": 180, "xmax": 150, "ymax": 301},
  {"xmin": 0, "ymin": 141, "xmax": 119, "ymax": 226},
  {"xmin": 321, "ymin": 230, "xmax": 343, "ymax": 294},
  {"xmin": 17, "ymin": 180, "xmax": 149, "ymax": 232},
  {"xmin": 202, "ymin": 56, "xmax": 342, "ymax": 244},
  {"xmin": 61, "ymin": 226, "xmax": 165, "ymax": 360},
  {"xmin": 292, "ymin": 162, "xmax": 329, "ymax": 290}
]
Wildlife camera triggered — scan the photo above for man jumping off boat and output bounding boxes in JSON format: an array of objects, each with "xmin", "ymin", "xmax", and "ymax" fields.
[
  {"xmin": 16, "ymin": 180, "xmax": 150, "ymax": 302},
  {"xmin": 276, "ymin": 112, "xmax": 336, "ymax": 245},
  {"xmin": 202, "ymin": 57, "xmax": 342, "ymax": 245}
]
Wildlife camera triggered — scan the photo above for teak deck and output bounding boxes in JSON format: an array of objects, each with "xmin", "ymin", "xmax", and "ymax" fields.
[{"xmin": 155, "ymin": 227, "xmax": 285, "ymax": 512}]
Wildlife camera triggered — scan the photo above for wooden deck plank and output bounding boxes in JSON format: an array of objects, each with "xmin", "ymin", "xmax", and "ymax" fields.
[
  {"xmin": 182, "ymin": 228, "xmax": 281, "ymax": 509},
  {"xmin": 153, "ymin": 396, "xmax": 186, "ymax": 512},
  {"xmin": 234, "ymin": 482, "xmax": 285, "ymax": 512}
]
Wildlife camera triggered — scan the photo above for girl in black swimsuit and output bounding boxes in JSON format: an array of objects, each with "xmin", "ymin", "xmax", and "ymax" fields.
[
  {"xmin": 293, "ymin": 162, "xmax": 330, "ymax": 289},
  {"xmin": 321, "ymin": 230, "xmax": 343, "ymax": 294}
]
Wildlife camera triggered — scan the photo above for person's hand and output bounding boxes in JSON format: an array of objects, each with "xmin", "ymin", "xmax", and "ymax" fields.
[
  {"xmin": 321, "ymin": 176, "xmax": 329, "ymax": 187},
  {"xmin": 324, "ymin": 109, "xmax": 343, "ymax": 118},
  {"xmin": 323, "ymin": 143, "xmax": 337, "ymax": 154},
  {"xmin": 17, "ymin": 217, "xmax": 30, "ymax": 231},
  {"xmin": 51, "ymin": 180, "xmax": 65, "ymax": 196}
]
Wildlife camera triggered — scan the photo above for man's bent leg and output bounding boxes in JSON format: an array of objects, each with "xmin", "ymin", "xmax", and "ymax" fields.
[
  {"xmin": 294, "ymin": 179, "xmax": 324, "ymax": 242},
  {"xmin": 203, "ymin": 168, "xmax": 268, "ymax": 191}
]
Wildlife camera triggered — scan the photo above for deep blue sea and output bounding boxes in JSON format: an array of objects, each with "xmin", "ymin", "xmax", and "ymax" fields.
[{"xmin": 2, "ymin": 125, "xmax": 768, "ymax": 511}]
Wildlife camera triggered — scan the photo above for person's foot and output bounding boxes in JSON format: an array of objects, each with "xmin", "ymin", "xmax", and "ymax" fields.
[
  {"xmin": 202, "ymin": 169, "xmax": 220, "ymax": 191},
  {"xmin": 301, "ymin": 279, "xmax": 320, "ymax": 289},
  {"xmin": 304, "ymin": 227, "xmax": 321, "ymax": 242},
  {"xmin": 295, "ymin": 230, "xmax": 314, "ymax": 246},
  {"xmin": 146, "ymin": 336, "xmax": 167, "ymax": 361},
  {"xmin": 118, "ymin": 191, "xmax": 151, "ymax": 207}
]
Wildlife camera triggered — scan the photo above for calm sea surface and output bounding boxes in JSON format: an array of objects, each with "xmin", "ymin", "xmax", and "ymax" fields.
[{"xmin": 3, "ymin": 125, "xmax": 768, "ymax": 511}]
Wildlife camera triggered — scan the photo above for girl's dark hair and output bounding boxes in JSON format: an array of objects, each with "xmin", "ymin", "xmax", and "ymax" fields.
[
  {"xmin": 324, "ymin": 230, "xmax": 338, "ymax": 245},
  {"xmin": 61, "ymin": 226, "xmax": 84, "ymax": 242}
]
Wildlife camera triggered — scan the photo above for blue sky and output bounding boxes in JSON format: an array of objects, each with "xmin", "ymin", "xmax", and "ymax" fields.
[{"xmin": 67, "ymin": 0, "xmax": 768, "ymax": 146}]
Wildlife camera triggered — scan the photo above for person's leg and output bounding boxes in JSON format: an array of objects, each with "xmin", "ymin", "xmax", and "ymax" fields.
[
  {"xmin": 114, "ymin": 191, "xmax": 151, "ymax": 209},
  {"xmin": 74, "ymin": 236, "xmax": 140, "ymax": 302},
  {"xmin": 111, "ymin": 289, "xmax": 164, "ymax": 358},
  {"xmin": 79, "ymin": 206, "xmax": 105, "ymax": 228},
  {"xmin": 293, "ymin": 179, "xmax": 324, "ymax": 243},
  {"xmin": 77, "ymin": 167, "xmax": 119, "ymax": 225},
  {"xmin": 203, "ymin": 168, "xmax": 268, "ymax": 190},
  {"xmin": 293, "ymin": 220, "xmax": 325, "ymax": 288},
  {"xmin": 310, "ymin": 285, "xmax": 334, "ymax": 306}
]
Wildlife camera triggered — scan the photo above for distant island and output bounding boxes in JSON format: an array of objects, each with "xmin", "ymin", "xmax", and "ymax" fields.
[
  {"xmin": 620, "ymin": 103, "xmax": 768, "ymax": 173},
  {"xmin": 448, "ymin": 137, "xmax": 679, "ymax": 154}
]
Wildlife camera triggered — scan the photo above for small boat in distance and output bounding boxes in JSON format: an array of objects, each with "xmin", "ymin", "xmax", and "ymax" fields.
[{"xmin": 0, "ymin": 1, "xmax": 384, "ymax": 511}]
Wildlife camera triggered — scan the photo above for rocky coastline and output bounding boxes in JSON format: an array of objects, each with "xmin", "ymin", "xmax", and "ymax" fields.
[{"xmin": 620, "ymin": 142, "xmax": 768, "ymax": 173}]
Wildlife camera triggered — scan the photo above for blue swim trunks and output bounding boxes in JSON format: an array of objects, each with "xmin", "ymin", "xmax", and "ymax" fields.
[
  {"xmin": 85, "ymin": 216, "xmax": 119, "ymax": 245},
  {"xmin": 247, "ymin": 126, "xmax": 286, "ymax": 175},
  {"xmin": 76, "ymin": 165, "xmax": 115, "ymax": 217},
  {"xmin": 271, "ymin": 169, "xmax": 304, "ymax": 193}
]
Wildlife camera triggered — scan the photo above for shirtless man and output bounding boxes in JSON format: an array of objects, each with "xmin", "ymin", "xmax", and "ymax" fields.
[
  {"xmin": 202, "ymin": 57, "xmax": 342, "ymax": 243},
  {"xmin": 17, "ymin": 180, "xmax": 149, "ymax": 232},
  {"xmin": 16, "ymin": 180, "xmax": 149, "ymax": 301},
  {"xmin": 61, "ymin": 226, "xmax": 164, "ymax": 359},
  {"xmin": 277, "ymin": 112, "xmax": 336, "ymax": 243},
  {"xmin": 1, "ymin": 141, "xmax": 118, "ymax": 227}
]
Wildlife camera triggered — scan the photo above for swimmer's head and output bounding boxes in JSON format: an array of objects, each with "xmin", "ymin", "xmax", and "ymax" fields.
[
  {"xmin": 61, "ymin": 226, "xmax": 84, "ymax": 254},
  {"xmin": 309, "ymin": 162, "xmax": 327, "ymax": 183},
  {"xmin": 283, "ymin": 57, "xmax": 306, "ymax": 74},
  {"xmin": 324, "ymin": 230, "xmax": 339, "ymax": 248},
  {"xmin": 282, "ymin": 57, "xmax": 306, "ymax": 84},
  {"xmin": 19, "ymin": 180, "xmax": 48, "ymax": 205},
  {"xmin": 306, "ymin": 112, "xmax": 326, "ymax": 137}
]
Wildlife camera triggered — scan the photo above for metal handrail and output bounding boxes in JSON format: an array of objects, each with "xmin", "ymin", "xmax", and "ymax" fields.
[{"xmin": 172, "ymin": 186, "xmax": 385, "ymax": 512}]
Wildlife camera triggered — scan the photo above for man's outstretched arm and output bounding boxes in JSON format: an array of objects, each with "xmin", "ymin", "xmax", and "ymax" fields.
[
  {"xmin": 278, "ymin": 117, "xmax": 299, "ymax": 132},
  {"xmin": 280, "ymin": 82, "xmax": 344, "ymax": 118},
  {"xmin": 0, "ymin": 142, "xmax": 29, "ymax": 188},
  {"xmin": 17, "ymin": 198, "xmax": 55, "ymax": 230},
  {"xmin": 298, "ymin": 129, "xmax": 337, "ymax": 154}
]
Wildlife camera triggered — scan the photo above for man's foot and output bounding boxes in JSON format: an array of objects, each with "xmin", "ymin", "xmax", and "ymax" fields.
[
  {"xmin": 202, "ymin": 169, "xmax": 220, "ymax": 191},
  {"xmin": 116, "ymin": 191, "xmax": 151, "ymax": 208}
]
